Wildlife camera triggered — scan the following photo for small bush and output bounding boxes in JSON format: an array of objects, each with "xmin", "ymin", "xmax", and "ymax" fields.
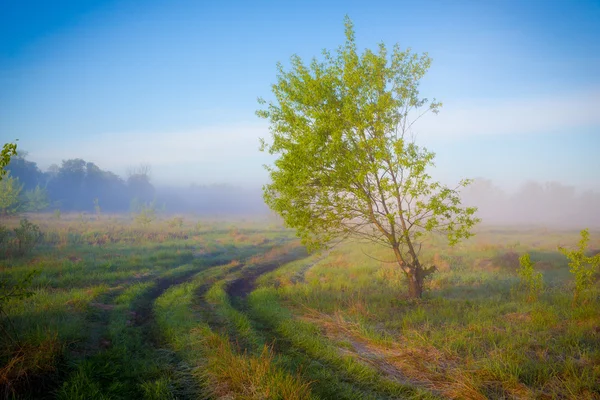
[
  {"xmin": 493, "ymin": 251, "xmax": 520, "ymax": 271},
  {"xmin": 517, "ymin": 253, "xmax": 544, "ymax": 302},
  {"xmin": 168, "ymin": 217, "xmax": 184, "ymax": 228},
  {"xmin": 134, "ymin": 203, "xmax": 157, "ymax": 226},
  {"xmin": 14, "ymin": 218, "xmax": 42, "ymax": 256},
  {"xmin": 558, "ymin": 229, "xmax": 600, "ymax": 303}
]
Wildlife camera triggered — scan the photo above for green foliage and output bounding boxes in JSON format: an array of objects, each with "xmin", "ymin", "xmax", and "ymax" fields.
[
  {"xmin": 517, "ymin": 253, "xmax": 544, "ymax": 302},
  {"xmin": 0, "ymin": 270, "xmax": 38, "ymax": 310},
  {"xmin": 134, "ymin": 202, "xmax": 157, "ymax": 226},
  {"xmin": 558, "ymin": 229, "xmax": 600, "ymax": 302},
  {"xmin": 257, "ymin": 16, "xmax": 479, "ymax": 297},
  {"xmin": 0, "ymin": 174, "xmax": 24, "ymax": 214},
  {"xmin": 23, "ymin": 185, "xmax": 50, "ymax": 212},
  {"xmin": 0, "ymin": 142, "xmax": 18, "ymax": 180},
  {"xmin": 14, "ymin": 218, "xmax": 42, "ymax": 256},
  {"xmin": 168, "ymin": 216, "xmax": 184, "ymax": 228},
  {"xmin": 54, "ymin": 208, "xmax": 61, "ymax": 220}
]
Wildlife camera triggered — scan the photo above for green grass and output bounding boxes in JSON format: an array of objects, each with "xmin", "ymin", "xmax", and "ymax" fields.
[
  {"xmin": 1, "ymin": 216, "xmax": 599, "ymax": 399},
  {"xmin": 0, "ymin": 215, "xmax": 293, "ymax": 398},
  {"xmin": 253, "ymin": 231, "xmax": 600, "ymax": 399},
  {"xmin": 154, "ymin": 265, "xmax": 314, "ymax": 400}
]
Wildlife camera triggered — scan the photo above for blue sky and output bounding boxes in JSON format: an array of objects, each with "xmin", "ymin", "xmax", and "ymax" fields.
[{"xmin": 1, "ymin": 0, "xmax": 599, "ymax": 190}]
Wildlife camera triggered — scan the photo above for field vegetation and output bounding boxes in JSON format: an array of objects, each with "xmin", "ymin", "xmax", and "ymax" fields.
[{"xmin": 1, "ymin": 213, "xmax": 599, "ymax": 399}]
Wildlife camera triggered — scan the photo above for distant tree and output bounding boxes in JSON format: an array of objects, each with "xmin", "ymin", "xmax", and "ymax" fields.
[
  {"xmin": 85, "ymin": 164, "xmax": 129, "ymax": 211},
  {"xmin": 78, "ymin": 162, "xmax": 104, "ymax": 210},
  {"xmin": 127, "ymin": 164, "xmax": 155, "ymax": 203},
  {"xmin": 257, "ymin": 17, "xmax": 479, "ymax": 298},
  {"xmin": 23, "ymin": 185, "xmax": 50, "ymax": 212},
  {"xmin": 47, "ymin": 159, "xmax": 86, "ymax": 209},
  {"xmin": 0, "ymin": 174, "xmax": 24, "ymax": 215},
  {"xmin": 5, "ymin": 151, "xmax": 45, "ymax": 190},
  {"xmin": 101, "ymin": 171, "xmax": 129, "ymax": 211},
  {"xmin": 46, "ymin": 163, "xmax": 60, "ymax": 178}
]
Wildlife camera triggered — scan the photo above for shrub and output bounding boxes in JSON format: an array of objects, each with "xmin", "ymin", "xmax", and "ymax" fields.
[
  {"xmin": 558, "ymin": 229, "xmax": 600, "ymax": 303},
  {"xmin": 0, "ymin": 174, "xmax": 23, "ymax": 215},
  {"xmin": 168, "ymin": 217, "xmax": 184, "ymax": 228},
  {"xmin": 135, "ymin": 207, "xmax": 156, "ymax": 226},
  {"xmin": 13, "ymin": 218, "xmax": 42, "ymax": 256},
  {"xmin": 132, "ymin": 201, "xmax": 157, "ymax": 226},
  {"xmin": 517, "ymin": 253, "xmax": 544, "ymax": 302}
]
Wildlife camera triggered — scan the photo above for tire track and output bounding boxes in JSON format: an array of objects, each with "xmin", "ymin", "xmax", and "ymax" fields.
[
  {"xmin": 205, "ymin": 250, "xmax": 412, "ymax": 399},
  {"xmin": 222, "ymin": 250, "xmax": 440, "ymax": 400},
  {"xmin": 55, "ymin": 251, "xmax": 235, "ymax": 399}
]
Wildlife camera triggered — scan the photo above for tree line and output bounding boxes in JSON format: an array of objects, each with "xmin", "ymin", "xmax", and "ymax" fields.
[
  {"xmin": 0, "ymin": 151, "xmax": 269, "ymax": 216},
  {"xmin": 0, "ymin": 153, "xmax": 155, "ymax": 214}
]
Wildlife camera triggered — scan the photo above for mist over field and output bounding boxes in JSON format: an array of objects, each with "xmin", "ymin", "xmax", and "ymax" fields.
[
  {"xmin": 3, "ymin": 150, "xmax": 599, "ymax": 226},
  {"xmin": 462, "ymin": 178, "xmax": 600, "ymax": 228}
]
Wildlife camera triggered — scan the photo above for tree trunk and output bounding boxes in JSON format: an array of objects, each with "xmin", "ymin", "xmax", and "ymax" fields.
[{"xmin": 407, "ymin": 271, "xmax": 423, "ymax": 299}]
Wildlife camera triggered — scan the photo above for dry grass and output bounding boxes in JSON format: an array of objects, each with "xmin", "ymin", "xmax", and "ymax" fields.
[
  {"xmin": 300, "ymin": 306, "xmax": 545, "ymax": 400},
  {"xmin": 0, "ymin": 334, "xmax": 62, "ymax": 397},
  {"xmin": 192, "ymin": 328, "xmax": 312, "ymax": 400},
  {"xmin": 298, "ymin": 307, "xmax": 493, "ymax": 399}
]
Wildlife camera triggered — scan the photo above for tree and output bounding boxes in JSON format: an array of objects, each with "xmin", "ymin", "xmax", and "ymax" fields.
[
  {"xmin": 127, "ymin": 164, "xmax": 155, "ymax": 203},
  {"xmin": 23, "ymin": 185, "xmax": 50, "ymax": 212},
  {"xmin": 257, "ymin": 17, "xmax": 479, "ymax": 298},
  {"xmin": 47, "ymin": 158, "xmax": 86, "ymax": 209},
  {"xmin": 4, "ymin": 151, "xmax": 45, "ymax": 190},
  {"xmin": 0, "ymin": 174, "xmax": 24, "ymax": 215},
  {"xmin": 1, "ymin": 142, "xmax": 18, "ymax": 180},
  {"xmin": 0, "ymin": 143, "xmax": 39, "ymax": 345}
]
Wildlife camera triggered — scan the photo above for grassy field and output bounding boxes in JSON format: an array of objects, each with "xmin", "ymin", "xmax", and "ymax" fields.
[{"xmin": 1, "ymin": 214, "xmax": 599, "ymax": 399}]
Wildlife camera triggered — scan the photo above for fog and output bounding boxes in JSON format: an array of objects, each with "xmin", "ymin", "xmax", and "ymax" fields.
[
  {"xmin": 3, "ymin": 152, "xmax": 598, "ymax": 227},
  {"xmin": 461, "ymin": 178, "xmax": 600, "ymax": 228},
  {"xmin": 3, "ymin": 154, "xmax": 267, "ymax": 216}
]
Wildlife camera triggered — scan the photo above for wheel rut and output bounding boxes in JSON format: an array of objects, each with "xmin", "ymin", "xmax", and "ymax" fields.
[
  {"xmin": 212, "ymin": 249, "xmax": 418, "ymax": 400},
  {"xmin": 226, "ymin": 250, "xmax": 308, "ymax": 299},
  {"xmin": 55, "ymin": 252, "xmax": 234, "ymax": 399}
]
